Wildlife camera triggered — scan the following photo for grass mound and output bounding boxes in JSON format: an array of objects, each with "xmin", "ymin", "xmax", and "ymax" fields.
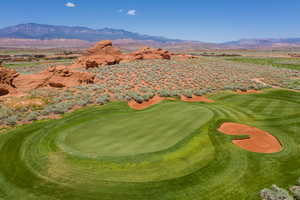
[{"xmin": 0, "ymin": 89, "xmax": 300, "ymax": 200}]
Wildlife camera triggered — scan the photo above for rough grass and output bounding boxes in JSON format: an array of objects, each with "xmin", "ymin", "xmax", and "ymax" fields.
[
  {"xmin": 227, "ymin": 57, "xmax": 300, "ymax": 71},
  {"xmin": 0, "ymin": 89, "xmax": 300, "ymax": 200}
]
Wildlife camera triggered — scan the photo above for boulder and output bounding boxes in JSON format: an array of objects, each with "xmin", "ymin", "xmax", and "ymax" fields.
[
  {"xmin": 85, "ymin": 40, "xmax": 122, "ymax": 56},
  {"xmin": 76, "ymin": 40, "xmax": 123, "ymax": 69},
  {"xmin": 0, "ymin": 65, "xmax": 19, "ymax": 96}
]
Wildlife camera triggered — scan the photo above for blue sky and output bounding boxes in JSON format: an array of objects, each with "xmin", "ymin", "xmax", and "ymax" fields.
[{"xmin": 0, "ymin": 0, "xmax": 299, "ymax": 42}]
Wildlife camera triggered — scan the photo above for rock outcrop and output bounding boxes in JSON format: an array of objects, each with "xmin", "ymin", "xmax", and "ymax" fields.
[
  {"xmin": 123, "ymin": 46, "xmax": 171, "ymax": 61},
  {"xmin": 14, "ymin": 66, "xmax": 95, "ymax": 92},
  {"xmin": 76, "ymin": 40, "xmax": 176, "ymax": 69},
  {"xmin": 76, "ymin": 40, "xmax": 122, "ymax": 69},
  {"xmin": 0, "ymin": 65, "xmax": 19, "ymax": 96}
]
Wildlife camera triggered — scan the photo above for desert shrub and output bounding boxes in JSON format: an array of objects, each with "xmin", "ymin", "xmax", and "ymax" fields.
[
  {"xmin": 223, "ymin": 85, "xmax": 235, "ymax": 91},
  {"xmin": 114, "ymin": 93, "xmax": 125, "ymax": 101},
  {"xmin": 0, "ymin": 106, "xmax": 14, "ymax": 125},
  {"xmin": 26, "ymin": 111, "xmax": 40, "ymax": 121},
  {"xmin": 194, "ymin": 89, "xmax": 208, "ymax": 96},
  {"xmin": 5, "ymin": 115, "xmax": 18, "ymax": 126},
  {"xmin": 183, "ymin": 89, "xmax": 193, "ymax": 98},
  {"xmin": 290, "ymin": 186, "xmax": 300, "ymax": 200},
  {"xmin": 169, "ymin": 90, "xmax": 180, "ymax": 97},
  {"xmin": 43, "ymin": 101, "xmax": 74, "ymax": 115},
  {"xmin": 261, "ymin": 185, "xmax": 294, "ymax": 200},
  {"xmin": 77, "ymin": 93, "xmax": 93, "ymax": 106},
  {"xmin": 124, "ymin": 95, "xmax": 132, "ymax": 101},
  {"xmin": 96, "ymin": 94, "xmax": 111, "ymax": 105},
  {"xmin": 18, "ymin": 106, "xmax": 29, "ymax": 113},
  {"xmin": 290, "ymin": 178, "xmax": 300, "ymax": 200},
  {"xmin": 77, "ymin": 99, "xmax": 90, "ymax": 106},
  {"xmin": 159, "ymin": 89, "xmax": 171, "ymax": 97},
  {"xmin": 52, "ymin": 97, "xmax": 63, "ymax": 103},
  {"xmin": 127, "ymin": 91, "xmax": 140, "ymax": 99},
  {"xmin": 134, "ymin": 95, "xmax": 144, "ymax": 103},
  {"xmin": 143, "ymin": 93, "xmax": 155, "ymax": 101}
]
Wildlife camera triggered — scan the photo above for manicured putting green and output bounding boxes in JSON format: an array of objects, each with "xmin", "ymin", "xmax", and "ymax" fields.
[
  {"xmin": 0, "ymin": 89, "xmax": 300, "ymax": 200},
  {"xmin": 61, "ymin": 103, "xmax": 213, "ymax": 156}
]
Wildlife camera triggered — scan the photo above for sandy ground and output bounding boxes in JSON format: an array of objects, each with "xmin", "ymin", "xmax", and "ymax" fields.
[{"xmin": 218, "ymin": 122, "xmax": 282, "ymax": 154}]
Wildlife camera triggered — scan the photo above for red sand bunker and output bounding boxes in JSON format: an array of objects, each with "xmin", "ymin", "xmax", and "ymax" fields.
[
  {"xmin": 218, "ymin": 122, "xmax": 282, "ymax": 153},
  {"xmin": 128, "ymin": 96, "xmax": 175, "ymax": 110},
  {"xmin": 181, "ymin": 95, "xmax": 214, "ymax": 103},
  {"xmin": 236, "ymin": 90, "xmax": 262, "ymax": 94}
]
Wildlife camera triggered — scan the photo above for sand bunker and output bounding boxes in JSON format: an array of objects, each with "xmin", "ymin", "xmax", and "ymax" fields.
[
  {"xmin": 218, "ymin": 122, "xmax": 282, "ymax": 153},
  {"xmin": 236, "ymin": 90, "xmax": 262, "ymax": 94},
  {"xmin": 129, "ymin": 95, "xmax": 213, "ymax": 110},
  {"xmin": 181, "ymin": 95, "xmax": 214, "ymax": 103},
  {"xmin": 128, "ymin": 96, "xmax": 175, "ymax": 110}
]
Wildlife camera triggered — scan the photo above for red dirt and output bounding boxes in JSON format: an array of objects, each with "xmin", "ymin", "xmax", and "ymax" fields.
[
  {"xmin": 218, "ymin": 122, "xmax": 282, "ymax": 153},
  {"xmin": 236, "ymin": 89, "xmax": 262, "ymax": 94},
  {"xmin": 180, "ymin": 95, "xmax": 214, "ymax": 103},
  {"xmin": 128, "ymin": 95, "xmax": 175, "ymax": 110}
]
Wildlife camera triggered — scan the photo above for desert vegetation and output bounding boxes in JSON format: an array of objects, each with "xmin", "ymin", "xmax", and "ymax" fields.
[
  {"xmin": 1, "ymin": 53, "xmax": 300, "ymax": 128},
  {"xmin": 261, "ymin": 177, "xmax": 300, "ymax": 200}
]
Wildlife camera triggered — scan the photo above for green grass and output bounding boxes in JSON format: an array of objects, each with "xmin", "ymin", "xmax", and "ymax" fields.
[
  {"xmin": 0, "ymin": 90, "xmax": 300, "ymax": 200},
  {"xmin": 227, "ymin": 57, "xmax": 300, "ymax": 71}
]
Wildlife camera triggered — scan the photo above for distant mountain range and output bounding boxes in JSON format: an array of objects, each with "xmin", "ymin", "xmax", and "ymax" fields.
[
  {"xmin": 0, "ymin": 23, "xmax": 181, "ymax": 43},
  {"xmin": 0, "ymin": 23, "xmax": 300, "ymax": 49},
  {"xmin": 222, "ymin": 38, "xmax": 300, "ymax": 49}
]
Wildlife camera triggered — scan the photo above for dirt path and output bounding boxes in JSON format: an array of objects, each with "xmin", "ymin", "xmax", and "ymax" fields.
[{"xmin": 252, "ymin": 78, "xmax": 300, "ymax": 93}]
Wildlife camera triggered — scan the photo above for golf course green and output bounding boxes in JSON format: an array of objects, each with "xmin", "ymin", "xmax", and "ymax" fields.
[{"xmin": 0, "ymin": 89, "xmax": 300, "ymax": 200}]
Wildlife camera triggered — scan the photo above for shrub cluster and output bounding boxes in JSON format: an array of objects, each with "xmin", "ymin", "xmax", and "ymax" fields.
[{"xmin": 261, "ymin": 178, "xmax": 300, "ymax": 200}]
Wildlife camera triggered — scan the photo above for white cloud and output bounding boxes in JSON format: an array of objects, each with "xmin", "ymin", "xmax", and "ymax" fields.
[
  {"xmin": 65, "ymin": 2, "xmax": 76, "ymax": 8},
  {"xmin": 127, "ymin": 9, "xmax": 137, "ymax": 16}
]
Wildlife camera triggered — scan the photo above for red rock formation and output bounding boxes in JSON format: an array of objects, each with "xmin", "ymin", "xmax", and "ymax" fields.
[
  {"xmin": 0, "ymin": 65, "xmax": 19, "ymax": 96},
  {"xmin": 76, "ymin": 40, "xmax": 122, "ymax": 69},
  {"xmin": 76, "ymin": 41, "xmax": 175, "ymax": 69},
  {"xmin": 14, "ymin": 66, "xmax": 95, "ymax": 92},
  {"xmin": 125, "ymin": 46, "xmax": 171, "ymax": 61}
]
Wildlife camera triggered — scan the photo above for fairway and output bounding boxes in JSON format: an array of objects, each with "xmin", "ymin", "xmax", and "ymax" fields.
[{"xmin": 0, "ymin": 89, "xmax": 300, "ymax": 200}]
